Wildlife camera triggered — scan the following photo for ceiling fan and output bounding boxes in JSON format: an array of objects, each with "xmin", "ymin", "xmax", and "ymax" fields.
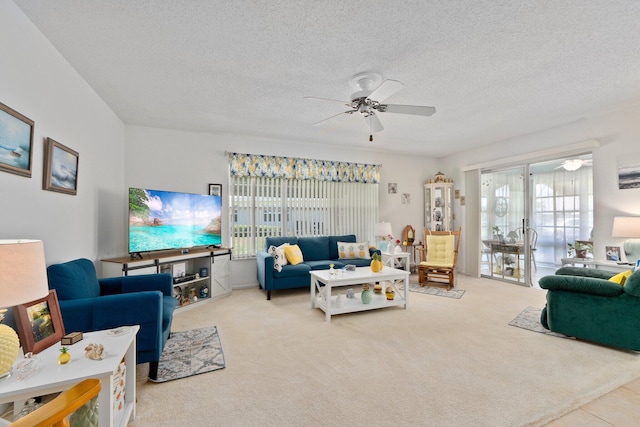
[
  {"xmin": 304, "ymin": 72, "xmax": 436, "ymax": 141},
  {"xmin": 556, "ymin": 158, "xmax": 593, "ymax": 171}
]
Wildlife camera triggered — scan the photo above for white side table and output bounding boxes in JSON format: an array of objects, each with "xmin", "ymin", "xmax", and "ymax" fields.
[
  {"xmin": 0, "ymin": 325, "xmax": 138, "ymax": 426},
  {"xmin": 381, "ymin": 252, "xmax": 410, "ymax": 271}
]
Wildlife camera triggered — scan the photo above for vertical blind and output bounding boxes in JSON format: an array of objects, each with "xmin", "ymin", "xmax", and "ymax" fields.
[
  {"xmin": 230, "ymin": 176, "xmax": 379, "ymax": 258},
  {"xmin": 228, "ymin": 152, "xmax": 381, "ymax": 259}
]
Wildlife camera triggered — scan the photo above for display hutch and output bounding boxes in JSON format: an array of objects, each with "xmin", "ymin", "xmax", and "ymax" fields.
[{"xmin": 424, "ymin": 172, "xmax": 454, "ymax": 231}]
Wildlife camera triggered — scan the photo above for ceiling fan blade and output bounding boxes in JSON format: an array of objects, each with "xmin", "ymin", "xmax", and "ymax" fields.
[
  {"xmin": 303, "ymin": 96, "xmax": 350, "ymax": 106},
  {"xmin": 364, "ymin": 113, "xmax": 384, "ymax": 133},
  {"xmin": 311, "ymin": 110, "xmax": 355, "ymax": 126},
  {"xmin": 368, "ymin": 79, "xmax": 404, "ymax": 102},
  {"xmin": 381, "ymin": 104, "xmax": 436, "ymax": 116}
]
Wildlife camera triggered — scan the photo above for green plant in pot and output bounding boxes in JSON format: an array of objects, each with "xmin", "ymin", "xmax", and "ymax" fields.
[{"xmin": 567, "ymin": 241, "xmax": 593, "ymax": 259}]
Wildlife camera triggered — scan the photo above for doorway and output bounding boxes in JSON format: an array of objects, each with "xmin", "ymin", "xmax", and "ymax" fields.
[{"xmin": 479, "ymin": 154, "xmax": 593, "ymax": 286}]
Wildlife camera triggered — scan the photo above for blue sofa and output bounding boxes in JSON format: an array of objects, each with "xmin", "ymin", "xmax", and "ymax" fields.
[
  {"xmin": 47, "ymin": 258, "xmax": 177, "ymax": 379},
  {"xmin": 257, "ymin": 235, "xmax": 377, "ymax": 300}
]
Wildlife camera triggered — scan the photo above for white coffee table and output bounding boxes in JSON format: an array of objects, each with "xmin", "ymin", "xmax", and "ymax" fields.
[
  {"xmin": 310, "ymin": 266, "xmax": 409, "ymax": 322},
  {"xmin": 0, "ymin": 325, "xmax": 138, "ymax": 426}
]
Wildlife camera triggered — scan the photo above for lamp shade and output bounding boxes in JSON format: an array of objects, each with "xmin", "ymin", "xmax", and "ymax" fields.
[
  {"xmin": 0, "ymin": 240, "xmax": 49, "ymax": 309},
  {"xmin": 612, "ymin": 217, "xmax": 640, "ymax": 238},
  {"xmin": 375, "ymin": 222, "xmax": 393, "ymax": 237},
  {"xmin": 612, "ymin": 217, "xmax": 640, "ymax": 263}
]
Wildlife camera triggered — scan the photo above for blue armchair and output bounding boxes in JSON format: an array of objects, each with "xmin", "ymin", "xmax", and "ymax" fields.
[{"xmin": 46, "ymin": 258, "xmax": 177, "ymax": 379}]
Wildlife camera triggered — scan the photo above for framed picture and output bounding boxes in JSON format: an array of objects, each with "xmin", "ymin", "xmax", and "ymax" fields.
[
  {"xmin": 13, "ymin": 290, "xmax": 65, "ymax": 355},
  {"xmin": 0, "ymin": 101, "xmax": 35, "ymax": 177},
  {"xmin": 388, "ymin": 183, "xmax": 397, "ymax": 194},
  {"xmin": 43, "ymin": 138, "xmax": 79, "ymax": 195},
  {"xmin": 605, "ymin": 246, "xmax": 622, "ymax": 262},
  {"xmin": 209, "ymin": 183, "xmax": 222, "ymax": 197},
  {"xmin": 401, "ymin": 193, "xmax": 410, "ymax": 204}
]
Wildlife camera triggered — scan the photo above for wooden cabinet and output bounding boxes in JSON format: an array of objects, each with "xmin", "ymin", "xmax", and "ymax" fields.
[
  {"xmin": 424, "ymin": 180, "xmax": 453, "ymax": 231},
  {"xmin": 102, "ymin": 247, "xmax": 231, "ymax": 310}
]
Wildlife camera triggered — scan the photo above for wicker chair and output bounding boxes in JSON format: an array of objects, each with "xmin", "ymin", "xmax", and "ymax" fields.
[{"xmin": 417, "ymin": 227, "xmax": 461, "ymax": 290}]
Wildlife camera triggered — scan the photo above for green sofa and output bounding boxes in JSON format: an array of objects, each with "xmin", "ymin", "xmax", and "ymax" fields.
[{"xmin": 539, "ymin": 266, "xmax": 640, "ymax": 351}]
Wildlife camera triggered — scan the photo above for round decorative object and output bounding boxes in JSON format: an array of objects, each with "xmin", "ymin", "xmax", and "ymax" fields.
[
  {"xmin": 346, "ymin": 288, "xmax": 355, "ymax": 299},
  {"xmin": 0, "ymin": 322, "xmax": 20, "ymax": 378},
  {"xmin": 374, "ymin": 284, "xmax": 383, "ymax": 294},
  {"xmin": 199, "ymin": 285, "xmax": 209, "ymax": 298},
  {"xmin": 361, "ymin": 284, "xmax": 372, "ymax": 304},
  {"xmin": 58, "ymin": 347, "xmax": 71, "ymax": 365},
  {"xmin": 494, "ymin": 197, "xmax": 508, "ymax": 217},
  {"xmin": 385, "ymin": 287, "xmax": 395, "ymax": 300},
  {"xmin": 370, "ymin": 257, "xmax": 383, "ymax": 272}
]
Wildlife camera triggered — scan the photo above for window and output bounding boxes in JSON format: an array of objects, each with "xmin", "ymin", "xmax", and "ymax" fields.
[{"xmin": 229, "ymin": 176, "xmax": 378, "ymax": 259}]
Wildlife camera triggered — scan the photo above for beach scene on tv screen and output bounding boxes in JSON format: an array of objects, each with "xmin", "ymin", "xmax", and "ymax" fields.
[{"xmin": 129, "ymin": 188, "xmax": 222, "ymax": 253}]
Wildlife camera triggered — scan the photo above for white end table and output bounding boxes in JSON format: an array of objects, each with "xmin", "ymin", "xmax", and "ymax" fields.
[
  {"xmin": 0, "ymin": 325, "xmax": 138, "ymax": 426},
  {"xmin": 381, "ymin": 252, "xmax": 410, "ymax": 271}
]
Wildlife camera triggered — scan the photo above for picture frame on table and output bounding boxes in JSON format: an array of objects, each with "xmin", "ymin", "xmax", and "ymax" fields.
[
  {"xmin": 43, "ymin": 137, "xmax": 79, "ymax": 195},
  {"xmin": 0, "ymin": 101, "xmax": 35, "ymax": 178},
  {"xmin": 209, "ymin": 183, "xmax": 222, "ymax": 197},
  {"xmin": 605, "ymin": 246, "xmax": 622, "ymax": 262},
  {"xmin": 13, "ymin": 290, "xmax": 65, "ymax": 355}
]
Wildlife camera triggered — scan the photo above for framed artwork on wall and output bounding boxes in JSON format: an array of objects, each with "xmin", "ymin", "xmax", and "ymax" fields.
[
  {"xmin": 13, "ymin": 290, "xmax": 65, "ymax": 355},
  {"xmin": 209, "ymin": 183, "xmax": 222, "ymax": 196},
  {"xmin": 388, "ymin": 183, "xmax": 397, "ymax": 194},
  {"xmin": 0, "ymin": 101, "xmax": 35, "ymax": 177},
  {"xmin": 43, "ymin": 137, "xmax": 79, "ymax": 195}
]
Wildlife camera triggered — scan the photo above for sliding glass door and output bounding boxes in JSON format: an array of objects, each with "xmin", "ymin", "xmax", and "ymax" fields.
[
  {"xmin": 479, "ymin": 154, "xmax": 593, "ymax": 286},
  {"xmin": 480, "ymin": 166, "xmax": 532, "ymax": 286}
]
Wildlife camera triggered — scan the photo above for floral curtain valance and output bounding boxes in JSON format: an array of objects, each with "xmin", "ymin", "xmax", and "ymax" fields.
[{"xmin": 228, "ymin": 152, "xmax": 380, "ymax": 183}]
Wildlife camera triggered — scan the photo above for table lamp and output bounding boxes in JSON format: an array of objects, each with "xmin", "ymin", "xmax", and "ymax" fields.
[
  {"xmin": 375, "ymin": 222, "xmax": 393, "ymax": 250},
  {"xmin": 612, "ymin": 217, "xmax": 640, "ymax": 264},
  {"xmin": 506, "ymin": 231, "xmax": 519, "ymax": 244},
  {"xmin": 0, "ymin": 240, "xmax": 49, "ymax": 380}
]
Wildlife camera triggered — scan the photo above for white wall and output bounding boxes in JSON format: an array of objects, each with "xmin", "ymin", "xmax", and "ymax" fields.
[
  {"xmin": 0, "ymin": 1, "xmax": 126, "ymax": 268},
  {"xmin": 125, "ymin": 125, "xmax": 441, "ymax": 286},
  {"xmin": 441, "ymin": 105, "xmax": 640, "ymax": 273}
]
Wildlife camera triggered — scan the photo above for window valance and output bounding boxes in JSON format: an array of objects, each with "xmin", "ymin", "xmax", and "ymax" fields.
[{"xmin": 228, "ymin": 152, "xmax": 380, "ymax": 183}]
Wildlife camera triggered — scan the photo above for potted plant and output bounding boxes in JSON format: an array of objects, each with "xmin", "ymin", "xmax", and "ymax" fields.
[{"xmin": 567, "ymin": 241, "xmax": 593, "ymax": 259}]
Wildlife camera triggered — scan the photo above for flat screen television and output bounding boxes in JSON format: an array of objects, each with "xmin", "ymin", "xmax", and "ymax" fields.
[{"xmin": 128, "ymin": 187, "xmax": 222, "ymax": 254}]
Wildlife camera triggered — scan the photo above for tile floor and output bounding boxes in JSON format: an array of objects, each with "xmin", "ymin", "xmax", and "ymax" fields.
[{"xmin": 545, "ymin": 377, "xmax": 640, "ymax": 426}]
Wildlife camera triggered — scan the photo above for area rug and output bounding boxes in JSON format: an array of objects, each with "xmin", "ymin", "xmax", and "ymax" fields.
[
  {"xmin": 509, "ymin": 306, "xmax": 568, "ymax": 338},
  {"xmin": 406, "ymin": 283, "xmax": 465, "ymax": 299},
  {"xmin": 151, "ymin": 325, "xmax": 225, "ymax": 383}
]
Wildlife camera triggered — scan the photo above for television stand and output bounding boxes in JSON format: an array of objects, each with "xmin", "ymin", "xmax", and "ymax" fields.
[{"xmin": 103, "ymin": 247, "xmax": 232, "ymax": 310}]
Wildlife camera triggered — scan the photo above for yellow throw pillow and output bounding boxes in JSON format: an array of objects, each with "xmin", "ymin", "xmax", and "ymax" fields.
[
  {"xmin": 608, "ymin": 270, "xmax": 633, "ymax": 286},
  {"xmin": 284, "ymin": 244, "xmax": 304, "ymax": 265}
]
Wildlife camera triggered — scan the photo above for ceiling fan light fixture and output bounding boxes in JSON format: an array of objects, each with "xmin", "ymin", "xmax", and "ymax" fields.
[{"xmin": 562, "ymin": 159, "xmax": 583, "ymax": 171}]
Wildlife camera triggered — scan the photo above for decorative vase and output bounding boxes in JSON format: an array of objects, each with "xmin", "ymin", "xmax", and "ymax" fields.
[
  {"xmin": 387, "ymin": 243, "xmax": 394, "ymax": 254},
  {"xmin": 394, "ymin": 245, "xmax": 403, "ymax": 254},
  {"xmin": 370, "ymin": 258, "xmax": 383, "ymax": 272},
  {"xmin": 361, "ymin": 284, "xmax": 372, "ymax": 304},
  {"xmin": 0, "ymin": 316, "xmax": 20, "ymax": 377}
]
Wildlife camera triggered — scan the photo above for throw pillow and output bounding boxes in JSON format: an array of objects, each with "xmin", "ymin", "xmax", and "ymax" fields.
[
  {"xmin": 284, "ymin": 244, "xmax": 304, "ymax": 265},
  {"xmin": 608, "ymin": 270, "xmax": 633, "ymax": 286},
  {"xmin": 337, "ymin": 241, "xmax": 371, "ymax": 259},
  {"xmin": 268, "ymin": 243, "xmax": 289, "ymax": 272}
]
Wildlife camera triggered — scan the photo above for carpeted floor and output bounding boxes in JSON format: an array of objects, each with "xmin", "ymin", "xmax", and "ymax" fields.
[
  {"xmin": 151, "ymin": 325, "xmax": 225, "ymax": 383},
  {"xmin": 131, "ymin": 274, "xmax": 640, "ymax": 427}
]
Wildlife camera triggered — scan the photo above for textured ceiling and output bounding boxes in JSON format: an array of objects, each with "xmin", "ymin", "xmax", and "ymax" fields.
[{"xmin": 13, "ymin": 0, "xmax": 640, "ymax": 157}]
